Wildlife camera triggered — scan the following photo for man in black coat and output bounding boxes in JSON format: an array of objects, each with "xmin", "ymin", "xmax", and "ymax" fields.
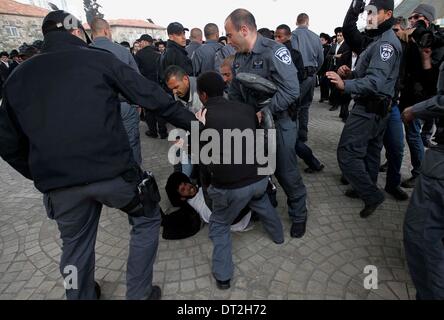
[
  {"xmin": 159, "ymin": 22, "xmax": 193, "ymax": 81},
  {"xmin": 318, "ymin": 33, "xmax": 332, "ymax": 103},
  {"xmin": 135, "ymin": 34, "xmax": 168, "ymax": 139},
  {"xmin": 0, "ymin": 10, "xmax": 195, "ymax": 301},
  {"xmin": 0, "ymin": 51, "xmax": 10, "ymax": 99},
  {"xmin": 327, "ymin": 27, "xmax": 352, "ymax": 120}
]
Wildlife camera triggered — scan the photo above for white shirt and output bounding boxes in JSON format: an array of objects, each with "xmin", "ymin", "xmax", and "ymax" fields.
[
  {"xmin": 187, "ymin": 188, "xmax": 252, "ymax": 232},
  {"xmin": 351, "ymin": 53, "xmax": 358, "ymax": 71},
  {"xmin": 335, "ymin": 41, "xmax": 343, "ymax": 56}
]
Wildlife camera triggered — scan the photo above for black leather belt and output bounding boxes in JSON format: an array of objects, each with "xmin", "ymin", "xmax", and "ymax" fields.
[{"xmin": 273, "ymin": 110, "xmax": 290, "ymax": 121}]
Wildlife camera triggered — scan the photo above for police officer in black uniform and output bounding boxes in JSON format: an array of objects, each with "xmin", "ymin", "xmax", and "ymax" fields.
[
  {"xmin": 327, "ymin": 0, "xmax": 402, "ymax": 218},
  {"xmin": 0, "ymin": 11, "xmax": 196, "ymax": 300},
  {"xmin": 225, "ymin": 9, "xmax": 308, "ymax": 238}
]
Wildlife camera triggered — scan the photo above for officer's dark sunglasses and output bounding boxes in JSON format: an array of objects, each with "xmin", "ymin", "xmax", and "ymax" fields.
[
  {"xmin": 408, "ymin": 14, "xmax": 423, "ymax": 21},
  {"xmin": 392, "ymin": 28, "xmax": 399, "ymax": 32}
]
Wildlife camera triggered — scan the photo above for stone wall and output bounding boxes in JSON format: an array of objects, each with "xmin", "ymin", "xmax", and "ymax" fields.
[
  {"xmin": 111, "ymin": 26, "xmax": 167, "ymax": 45},
  {"xmin": 0, "ymin": 14, "xmax": 44, "ymax": 52}
]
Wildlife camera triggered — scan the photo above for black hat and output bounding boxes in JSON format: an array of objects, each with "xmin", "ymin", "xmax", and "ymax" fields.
[
  {"xmin": 42, "ymin": 10, "xmax": 91, "ymax": 44},
  {"xmin": 18, "ymin": 44, "xmax": 38, "ymax": 58},
  {"xmin": 366, "ymin": 0, "xmax": 394, "ymax": 12},
  {"xmin": 165, "ymin": 172, "xmax": 191, "ymax": 207},
  {"xmin": 138, "ymin": 34, "xmax": 153, "ymax": 42},
  {"xmin": 32, "ymin": 40, "xmax": 44, "ymax": 50},
  {"xmin": 0, "ymin": 51, "xmax": 9, "ymax": 58},
  {"xmin": 167, "ymin": 22, "xmax": 189, "ymax": 35},
  {"xmin": 9, "ymin": 49, "xmax": 19, "ymax": 58},
  {"xmin": 42, "ymin": 10, "xmax": 82, "ymax": 35}
]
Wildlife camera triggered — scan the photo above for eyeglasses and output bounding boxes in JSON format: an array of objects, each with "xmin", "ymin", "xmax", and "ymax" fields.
[
  {"xmin": 392, "ymin": 28, "xmax": 399, "ymax": 32},
  {"xmin": 408, "ymin": 14, "xmax": 423, "ymax": 21}
]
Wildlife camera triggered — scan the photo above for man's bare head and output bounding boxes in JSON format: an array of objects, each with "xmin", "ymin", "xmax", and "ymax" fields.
[
  {"xmin": 220, "ymin": 55, "xmax": 235, "ymax": 85},
  {"xmin": 224, "ymin": 9, "xmax": 257, "ymax": 53},
  {"xmin": 190, "ymin": 28, "xmax": 203, "ymax": 43},
  {"xmin": 297, "ymin": 13, "xmax": 309, "ymax": 26},
  {"xmin": 91, "ymin": 18, "xmax": 112, "ymax": 40},
  {"xmin": 204, "ymin": 23, "xmax": 219, "ymax": 41}
]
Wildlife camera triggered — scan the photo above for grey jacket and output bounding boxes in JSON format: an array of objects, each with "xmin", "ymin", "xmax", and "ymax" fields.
[
  {"xmin": 192, "ymin": 40, "xmax": 223, "ymax": 76},
  {"xmin": 91, "ymin": 37, "xmax": 142, "ymax": 164},
  {"xmin": 174, "ymin": 77, "xmax": 203, "ymax": 114},
  {"xmin": 344, "ymin": 29, "xmax": 402, "ymax": 99},
  {"xmin": 229, "ymin": 34, "xmax": 300, "ymax": 115},
  {"xmin": 186, "ymin": 41, "xmax": 202, "ymax": 59},
  {"xmin": 291, "ymin": 26, "xmax": 324, "ymax": 70}
]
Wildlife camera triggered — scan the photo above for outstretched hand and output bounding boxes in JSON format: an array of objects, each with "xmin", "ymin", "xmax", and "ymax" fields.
[
  {"xmin": 337, "ymin": 65, "xmax": 352, "ymax": 79},
  {"xmin": 195, "ymin": 108, "xmax": 207, "ymax": 126},
  {"xmin": 326, "ymin": 71, "xmax": 345, "ymax": 91},
  {"xmin": 401, "ymin": 107, "xmax": 415, "ymax": 124}
]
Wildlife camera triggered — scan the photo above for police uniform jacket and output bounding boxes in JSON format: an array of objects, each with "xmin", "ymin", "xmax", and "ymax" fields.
[
  {"xmin": 344, "ymin": 28, "xmax": 402, "ymax": 99},
  {"xmin": 229, "ymin": 34, "xmax": 300, "ymax": 115},
  {"xmin": 291, "ymin": 26, "xmax": 324, "ymax": 70},
  {"xmin": 192, "ymin": 40, "xmax": 223, "ymax": 76},
  {"xmin": 0, "ymin": 31, "xmax": 195, "ymax": 193}
]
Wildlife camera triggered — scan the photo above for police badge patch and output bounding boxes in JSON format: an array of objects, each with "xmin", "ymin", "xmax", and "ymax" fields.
[
  {"xmin": 275, "ymin": 47, "xmax": 292, "ymax": 65},
  {"xmin": 380, "ymin": 44, "xmax": 394, "ymax": 62}
]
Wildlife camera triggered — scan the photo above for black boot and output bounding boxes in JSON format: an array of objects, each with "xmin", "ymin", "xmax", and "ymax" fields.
[
  {"xmin": 385, "ymin": 186, "xmax": 409, "ymax": 201},
  {"xmin": 290, "ymin": 221, "xmax": 307, "ymax": 238},
  {"xmin": 360, "ymin": 197, "xmax": 385, "ymax": 219}
]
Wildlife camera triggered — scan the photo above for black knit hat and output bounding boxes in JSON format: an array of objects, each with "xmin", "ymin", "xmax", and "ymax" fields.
[
  {"xmin": 366, "ymin": 0, "xmax": 394, "ymax": 11},
  {"xmin": 165, "ymin": 172, "xmax": 191, "ymax": 207}
]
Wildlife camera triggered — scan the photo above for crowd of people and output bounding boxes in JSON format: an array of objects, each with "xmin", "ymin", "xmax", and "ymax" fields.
[{"xmin": 0, "ymin": 0, "xmax": 443, "ymax": 301}]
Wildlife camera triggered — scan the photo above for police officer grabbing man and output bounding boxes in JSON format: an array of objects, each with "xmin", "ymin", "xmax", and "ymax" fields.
[
  {"xmin": 327, "ymin": 0, "xmax": 402, "ymax": 218},
  {"xmin": 225, "ymin": 9, "xmax": 308, "ymax": 238},
  {"xmin": 0, "ymin": 11, "xmax": 196, "ymax": 300}
]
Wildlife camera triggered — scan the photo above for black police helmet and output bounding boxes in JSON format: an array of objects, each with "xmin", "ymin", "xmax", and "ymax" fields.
[
  {"xmin": 42, "ymin": 10, "xmax": 79, "ymax": 34},
  {"xmin": 42, "ymin": 10, "xmax": 91, "ymax": 43}
]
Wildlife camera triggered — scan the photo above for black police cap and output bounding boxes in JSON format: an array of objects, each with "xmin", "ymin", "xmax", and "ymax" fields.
[
  {"xmin": 42, "ymin": 10, "xmax": 82, "ymax": 35},
  {"xmin": 167, "ymin": 22, "xmax": 189, "ymax": 35}
]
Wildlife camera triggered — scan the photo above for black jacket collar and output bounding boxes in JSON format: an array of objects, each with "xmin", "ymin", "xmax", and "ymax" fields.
[
  {"xmin": 205, "ymin": 96, "xmax": 227, "ymax": 107},
  {"xmin": 167, "ymin": 40, "xmax": 187, "ymax": 53},
  {"xmin": 42, "ymin": 31, "xmax": 88, "ymax": 53}
]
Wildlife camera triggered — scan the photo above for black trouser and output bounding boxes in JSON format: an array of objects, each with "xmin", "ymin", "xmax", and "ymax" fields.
[
  {"xmin": 339, "ymin": 95, "xmax": 352, "ymax": 121},
  {"xmin": 319, "ymin": 75, "xmax": 330, "ymax": 101},
  {"xmin": 145, "ymin": 110, "xmax": 167, "ymax": 137}
]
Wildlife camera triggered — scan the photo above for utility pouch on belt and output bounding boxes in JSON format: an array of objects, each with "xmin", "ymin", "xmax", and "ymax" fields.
[{"xmin": 120, "ymin": 166, "xmax": 161, "ymax": 218}]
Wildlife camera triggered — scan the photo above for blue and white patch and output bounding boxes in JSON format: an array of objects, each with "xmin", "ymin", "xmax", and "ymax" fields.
[
  {"xmin": 275, "ymin": 47, "xmax": 292, "ymax": 65},
  {"xmin": 380, "ymin": 44, "xmax": 394, "ymax": 62}
]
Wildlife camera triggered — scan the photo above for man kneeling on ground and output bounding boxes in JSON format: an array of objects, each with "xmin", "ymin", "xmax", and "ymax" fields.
[{"xmin": 194, "ymin": 71, "xmax": 284, "ymax": 290}]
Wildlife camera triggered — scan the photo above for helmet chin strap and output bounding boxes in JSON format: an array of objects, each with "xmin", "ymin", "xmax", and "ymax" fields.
[{"xmin": 81, "ymin": 26, "xmax": 92, "ymax": 44}]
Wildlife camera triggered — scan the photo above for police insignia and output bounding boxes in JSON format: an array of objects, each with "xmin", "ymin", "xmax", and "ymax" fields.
[
  {"xmin": 380, "ymin": 44, "xmax": 394, "ymax": 62},
  {"xmin": 275, "ymin": 47, "xmax": 292, "ymax": 65}
]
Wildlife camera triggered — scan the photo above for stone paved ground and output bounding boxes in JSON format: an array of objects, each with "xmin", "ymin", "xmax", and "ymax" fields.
[{"xmin": 0, "ymin": 90, "xmax": 416, "ymax": 300}]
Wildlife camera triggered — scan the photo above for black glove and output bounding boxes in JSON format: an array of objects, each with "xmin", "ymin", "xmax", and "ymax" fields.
[
  {"xmin": 138, "ymin": 171, "xmax": 161, "ymax": 216},
  {"xmin": 351, "ymin": 0, "xmax": 366, "ymax": 15}
]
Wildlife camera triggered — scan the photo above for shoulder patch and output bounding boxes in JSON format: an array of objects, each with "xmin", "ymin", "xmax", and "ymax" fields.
[
  {"xmin": 380, "ymin": 43, "xmax": 394, "ymax": 62},
  {"xmin": 275, "ymin": 47, "xmax": 292, "ymax": 65}
]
